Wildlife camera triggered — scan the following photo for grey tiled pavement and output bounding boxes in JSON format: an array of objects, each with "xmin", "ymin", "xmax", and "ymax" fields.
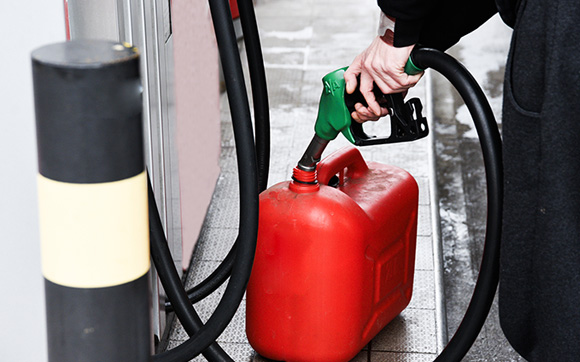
[{"xmin": 168, "ymin": 0, "xmax": 443, "ymax": 360}]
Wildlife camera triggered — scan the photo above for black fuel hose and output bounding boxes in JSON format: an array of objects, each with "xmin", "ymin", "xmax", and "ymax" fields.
[
  {"xmin": 164, "ymin": 0, "xmax": 270, "ymax": 313},
  {"xmin": 239, "ymin": 0, "xmax": 270, "ymax": 192},
  {"xmin": 411, "ymin": 47, "xmax": 503, "ymax": 362},
  {"xmin": 152, "ymin": 0, "xmax": 259, "ymax": 360},
  {"xmin": 149, "ymin": 177, "xmax": 233, "ymax": 362}
]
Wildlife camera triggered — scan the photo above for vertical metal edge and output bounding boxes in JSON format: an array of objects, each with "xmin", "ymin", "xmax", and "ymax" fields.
[
  {"xmin": 143, "ymin": 0, "xmax": 166, "ymax": 215},
  {"xmin": 131, "ymin": 0, "xmax": 154, "ymax": 185},
  {"xmin": 162, "ymin": 35, "xmax": 183, "ymax": 272},
  {"xmin": 147, "ymin": 0, "xmax": 183, "ymax": 281},
  {"xmin": 127, "ymin": 0, "xmax": 165, "ymax": 342},
  {"xmin": 67, "ymin": 0, "xmax": 120, "ymax": 41},
  {"xmin": 117, "ymin": 0, "xmax": 134, "ymax": 44},
  {"xmin": 426, "ymin": 68, "xmax": 449, "ymax": 352},
  {"xmin": 137, "ymin": 0, "xmax": 182, "ymax": 340},
  {"xmin": 145, "ymin": 0, "xmax": 168, "ymax": 336},
  {"xmin": 153, "ymin": 0, "xmax": 182, "ymax": 273}
]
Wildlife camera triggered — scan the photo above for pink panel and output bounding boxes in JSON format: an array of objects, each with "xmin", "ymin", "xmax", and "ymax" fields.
[{"xmin": 172, "ymin": 0, "xmax": 221, "ymax": 269}]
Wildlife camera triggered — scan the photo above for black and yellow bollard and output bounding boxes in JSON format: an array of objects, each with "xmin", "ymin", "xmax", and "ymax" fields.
[{"xmin": 32, "ymin": 40, "xmax": 151, "ymax": 361}]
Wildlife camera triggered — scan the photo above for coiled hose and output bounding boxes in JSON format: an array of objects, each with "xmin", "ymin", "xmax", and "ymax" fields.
[
  {"xmin": 151, "ymin": 0, "xmax": 263, "ymax": 360},
  {"xmin": 164, "ymin": 0, "xmax": 270, "ymax": 313}
]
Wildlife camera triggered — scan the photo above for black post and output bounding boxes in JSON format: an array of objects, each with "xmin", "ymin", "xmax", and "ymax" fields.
[{"xmin": 32, "ymin": 40, "xmax": 151, "ymax": 362}]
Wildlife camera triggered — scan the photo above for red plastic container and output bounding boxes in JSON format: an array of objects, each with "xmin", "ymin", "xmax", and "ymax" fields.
[{"xmin": 246, "ymin": 147, "xmax": 419, "ymax": 362}]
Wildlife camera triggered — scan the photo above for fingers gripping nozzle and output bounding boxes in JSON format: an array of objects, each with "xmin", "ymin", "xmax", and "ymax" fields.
[
  {"xmin": 313, "ymin": 67, "xmax": 428, "ymax": 147},
  {"xmin": 297, "ymin": 54, "xmax": 427, "ymax": 176}
]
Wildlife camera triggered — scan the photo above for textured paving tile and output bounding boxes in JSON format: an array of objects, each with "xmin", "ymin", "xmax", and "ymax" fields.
[
  {"xmin": 372, "ymin": 309, "xmax": 438, "ymax": 354},
  {"xmin": 408, "ymin": 270, "xmax": 436, "ymax": 310},
  {"xmin": 415, "ymin": 236, "xmax": 435, "ymax": 271},
  {"xmin": 370, "ymin": 351, "xmax": 437, "ymax": 362}
]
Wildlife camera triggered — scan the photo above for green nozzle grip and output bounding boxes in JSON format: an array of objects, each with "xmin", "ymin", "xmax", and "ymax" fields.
[
  {"xmin": 314, "ymin": 58, "xmax": 423, "ymax": 144},
  {"xmin": 314, "ymin": 67, "xmax": 355, "ymax": 143},
  {"xmin": 404, "ymin": 56, "xmax": 423, "ymax": 75}
]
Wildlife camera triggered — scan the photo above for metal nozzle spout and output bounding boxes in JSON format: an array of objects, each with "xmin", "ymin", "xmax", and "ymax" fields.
[{"xmin": 297, "ymin": 135, "xmax": 330, "ymax": 171}]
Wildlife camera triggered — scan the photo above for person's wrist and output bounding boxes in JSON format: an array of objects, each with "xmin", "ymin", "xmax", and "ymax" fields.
[{"xmin": 378, "ymin": 13, "xmax": 396, "ymax": 46}]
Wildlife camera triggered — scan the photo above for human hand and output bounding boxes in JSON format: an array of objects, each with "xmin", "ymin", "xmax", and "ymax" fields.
[{"xmin": 344, "ymin": 35, "xmax": 423, "ymax": 122}]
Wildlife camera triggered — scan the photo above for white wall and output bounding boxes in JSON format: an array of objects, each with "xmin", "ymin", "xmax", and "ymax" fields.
[{"xmin": 0, "ymin": 2, "xmax": 65, "ymax": 361}]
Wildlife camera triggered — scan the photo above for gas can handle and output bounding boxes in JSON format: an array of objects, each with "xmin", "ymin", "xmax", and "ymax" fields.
[{"xmin": 317, "ymin": 147, "xmax": 369, "ymax": 185}]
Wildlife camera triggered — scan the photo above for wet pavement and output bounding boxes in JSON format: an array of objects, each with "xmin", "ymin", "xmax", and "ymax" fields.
[{"xmin": 168, "ymin": 1, "xmax": 524, "ymax": 361}]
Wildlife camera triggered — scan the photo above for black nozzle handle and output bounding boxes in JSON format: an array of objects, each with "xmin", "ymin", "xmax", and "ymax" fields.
[{"xmin": 344, "ymin": 80, "xmax": 429, "ymax": 146}]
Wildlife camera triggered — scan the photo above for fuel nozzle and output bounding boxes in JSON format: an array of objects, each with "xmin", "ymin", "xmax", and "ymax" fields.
[
  {"xmin": 293, "ymin": 56, "xmax": 426, "ymax": 184},
  {"xmin": 313, "ymin": 62, "xmax": 428, "ymax": 147},
  {"xmin": 297, "ymin": 134, "xmax": 329, "ymax": 172},
  {"xmin": 291, "ymin": 135, "xmax": 329, "ymax": 191}
]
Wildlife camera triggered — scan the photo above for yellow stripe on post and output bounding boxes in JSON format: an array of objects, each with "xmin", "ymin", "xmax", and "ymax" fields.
[{"xmin": 38, "ymin": 171, "xmax": 150, "ymax": 288}]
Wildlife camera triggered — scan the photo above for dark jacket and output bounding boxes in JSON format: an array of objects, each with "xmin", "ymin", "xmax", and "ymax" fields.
[
  {"xmin": 377, "ymin": 1, "xmax": 580, "ymax": 361},
  {"xmin": 377, "ymin": 0, "xmax": 518, "ymax": 50}
]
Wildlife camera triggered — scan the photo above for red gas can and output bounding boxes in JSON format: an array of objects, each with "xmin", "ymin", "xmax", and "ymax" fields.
[{"xmin": 246, "ymin": 147, "xmax": 419, "ymax": 362}]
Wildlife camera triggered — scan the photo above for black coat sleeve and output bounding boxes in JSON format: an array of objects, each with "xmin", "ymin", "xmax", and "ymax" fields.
[
  {"xmin": 378, "ymin": 0, "xmax": 498, "ymax": 50},
  {"xmin": 377, "ymin": 0, "xmax": 441, "ymax": 46}
]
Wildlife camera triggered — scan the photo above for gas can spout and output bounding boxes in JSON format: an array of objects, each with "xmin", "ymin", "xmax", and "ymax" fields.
[
  {"xmin": 297, "ymin": 134, "xmax": 330, "ymax": 172},
  {"xmin": 289, "ymin": 166, "xmax": 320, "ymax": 192}
]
